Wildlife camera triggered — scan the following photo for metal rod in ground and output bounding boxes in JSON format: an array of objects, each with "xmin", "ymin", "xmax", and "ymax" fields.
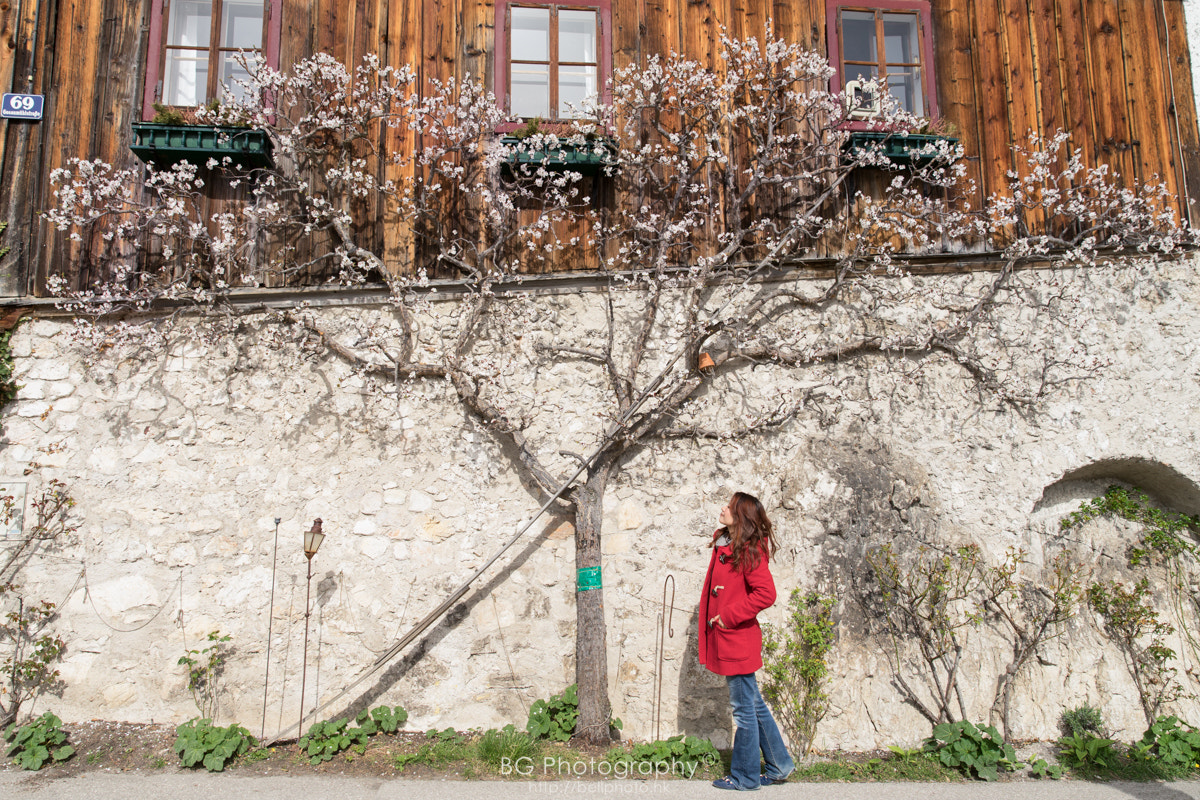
[
  {"xmin": 263, "ymin": 336, "xmax": 691, "ymax": 746},
  {"xmin": 655, "ymin": 574, "xmax": 675, "ymax": 742},
  {"xmin": 261, "ymin": 516, "xmax": 281, "ymax": 740},
  {"xmin": 299, "ymin": 557, "xmax": 313, "ymax": 740}
]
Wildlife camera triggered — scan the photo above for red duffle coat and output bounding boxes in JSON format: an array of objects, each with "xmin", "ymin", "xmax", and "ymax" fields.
[{"xmin": 698, "ymin": 531, "xmax": 777, "ymax": 676}]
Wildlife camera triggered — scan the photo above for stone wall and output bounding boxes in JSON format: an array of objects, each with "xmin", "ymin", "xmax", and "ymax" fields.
[{"xmin": 4, "ymin": 256, "xmax": 1200, "ymax": 749}]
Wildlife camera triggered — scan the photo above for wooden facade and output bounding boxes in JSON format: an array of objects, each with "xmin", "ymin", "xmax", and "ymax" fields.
[{"xmin": 0, "ymin": 0, "xmax": 1196, "ymax": 296}]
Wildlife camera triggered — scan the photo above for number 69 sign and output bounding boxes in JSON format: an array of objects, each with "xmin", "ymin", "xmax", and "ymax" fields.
[{"xmin": 1, "ymin": 93, "xmax": 44, "ymax": 121}]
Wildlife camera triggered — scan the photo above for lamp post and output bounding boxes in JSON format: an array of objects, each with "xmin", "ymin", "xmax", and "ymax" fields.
[{"xmin": 298, "ymin": 518, "xmax": 325, "ymax": 738}]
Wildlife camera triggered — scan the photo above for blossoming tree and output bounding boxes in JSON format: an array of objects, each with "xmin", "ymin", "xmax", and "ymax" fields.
[{"xmin": 46, "ymin": 32, "xmax": 1193, "ymax": 744}]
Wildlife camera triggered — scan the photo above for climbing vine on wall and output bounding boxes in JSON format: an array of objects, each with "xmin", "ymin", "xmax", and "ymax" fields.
[{"xmin": 1062, "ymin": 485, "xmax": 1200, "ymax": 725}]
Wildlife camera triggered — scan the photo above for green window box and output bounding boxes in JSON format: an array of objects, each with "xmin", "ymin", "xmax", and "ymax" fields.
[
  {"xmin": 500, "ymin": 135, "xmax": 616, "ymax": 173},
  {"xmin": 845, "ymin": 131, "xmax": 959, "ymax": 165},
  {"xmin": 130, "ymin": 123, "xmax": 274, "ymax": 170}
]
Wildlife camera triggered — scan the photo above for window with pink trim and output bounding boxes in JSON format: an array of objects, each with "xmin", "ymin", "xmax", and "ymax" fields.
[
  {"xmin": 141, "ymin": 0, "xmax": 282, "ymax": 121},
  {"xmin": 826, "ymin": 0, "xmax": 938, "ymax": 120},
  {"xmin": 495, "ymin": 0, "xmax": 612, "ymax": 123}
]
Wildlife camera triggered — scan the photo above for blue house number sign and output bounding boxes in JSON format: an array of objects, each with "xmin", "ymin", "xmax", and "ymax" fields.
[{"xmin": 1, "ymin": 93, "xmax": 43, "ymax": 121}]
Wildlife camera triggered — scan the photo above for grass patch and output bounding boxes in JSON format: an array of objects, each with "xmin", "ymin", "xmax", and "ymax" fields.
[
  {"xmin": 477, "ymin": 726, "xmax": 542, "ymax": 770},
  {"xmin": 1061, "ymin": 755, "xmax": 1198, "ymax": 782},
  {"xmin": 794, "ymin": 750, "xmax": 959, "ymax": 782}
]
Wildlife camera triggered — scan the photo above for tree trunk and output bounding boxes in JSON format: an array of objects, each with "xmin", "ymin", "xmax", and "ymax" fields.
[{"xmin": 572, "ymin": 466, "xmax": 612, "ymax": 745}]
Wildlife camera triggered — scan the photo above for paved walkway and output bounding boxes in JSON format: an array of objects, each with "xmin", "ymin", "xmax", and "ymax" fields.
[{"xmin": 2, "ymin": 773, "xmax": 1200, "ymax": 800}]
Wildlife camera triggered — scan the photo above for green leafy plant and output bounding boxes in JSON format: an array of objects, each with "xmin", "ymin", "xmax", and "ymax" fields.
[
  {"xmin": 173, "ymin": 718, "xmax": 254, "ymax": 772},
  {"xmin": 512, "ymin": 117, "xmax": 543, "ymax": 139},
  {"xmin": 178, "ymin": 630, "xmax": 231, "ymax": 719},
  {"xmin": 1027, "ymin": 756, "xmax": 1064, "ymax": 779},
  {"xmin": 1087, "ymin": 578, "xmax": 1181, "ymax": 725},
  {"xmin": 1056, "ymin": 732, "xmax": 1119, "ymax": 771},
  {"xmin": 299, "ymin": 717, "xmax": 370, "ymax": 764},
  {"xmin": 354, "ymin": 704, "xmax": 408, "ymax": 735},
  {"xmin": 761, "ymin": 590, "xmax": 836, "ymax": 755},
  {"xmin": 1129, "ymin": 715, "xmax": 1200, "ymax": 775},
  {"xmin": 150, "ymin": 102, "xmax": 187, "ymax": 125},
  {"xmin": 1059, "ymin": 704, "xmax": 1106, "ymax": 738},
  {"xmin": 526, "ymin": 684, "xmax": 579, "ymax": 741},
  {"xmin": 922, "ymin": 720, "xmax": 1019, "ymax": 781},
  {"xmin": 886, "ymin": 745, "xmax": 924, "ymax": 762},
  {"xmin": 393, "ymin": 750, "xmax": 426, "ymax": 771},
  {"xmin": 477, "ymin": 724, "xmax": 541, "ymax": 769},
  {"xmin": 605, "ymin": 734, "xmax": 720, "ymax": 776},
  {"xmin": 299, "ymin": 705, "xmax": 408, "ymax": 764},
  {"xmin": 3, "ymin": 711, "xmax": 73, "ymax": 770}
]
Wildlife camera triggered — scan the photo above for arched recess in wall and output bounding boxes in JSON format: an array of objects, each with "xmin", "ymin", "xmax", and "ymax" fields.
[{"xmin": 1033, "ymin": 457, "xmax": 1200, "ymax": 517}]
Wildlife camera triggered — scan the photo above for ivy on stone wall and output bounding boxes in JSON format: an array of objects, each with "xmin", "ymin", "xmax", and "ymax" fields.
[{"xmin": 0, "ymin": 328, "xmax": 17, "ymax": 406}]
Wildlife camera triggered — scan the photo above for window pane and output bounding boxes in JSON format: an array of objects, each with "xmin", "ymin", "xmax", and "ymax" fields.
[
  {"xmin": 883, "ymin": 14, "xmax": 920, "ymax": 64},
  {"xmin": 512, "ymin": 7, "xmax": 550, "ymax": 62},
  {"xmin": 887, "ymin": 69, "xmax": 922, "ymax": 116},
  {"xmin": 220, "ymin": 52, "xmax": 254, "ymax": 101},
  {"xmin": 221, "ymin": 0, "xmax": 264, "ymax": 49},
  {"xmin": 841, "ymin": 11, "xmax": 877, "ymax": 64},
  {"xmin": 558, "ymin": 65, "xmax": 597, "ymax": 117},
  {"xmin": 845, "ymin": 64, "xmax": 879, "ymax": 84},
  {"xmin": 163, "ymin": 50, "xmax": 209, "ymax": 106},
  {"xmin": 167, "ymin": 0, "xmax": 212, "ymax": 48},
  {"xmin": 559, "ymin": 10, "xmax": 597, "ymax": 63},
  {"xmin": 511, "ymin": 63, "xmax": 550, "ymax": 118}
]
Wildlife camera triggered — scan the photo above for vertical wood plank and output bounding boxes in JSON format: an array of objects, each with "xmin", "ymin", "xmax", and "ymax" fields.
[
  {"xmin": 972, "ymin": 0, "xmax": 1014, "ymax": 202},
  {"xmin": 1162, "ymin": 0, "xmax": 1200, "ymax": 223},
  {"xmin": 383, "ymin": 0, "xmax": 418, "ymax": 277},
  {"xmin": 1118, "ymin": 0, "xmax": 1175, "ymax": 195},
  {"xmin": 279, "ymin": 0, "xmax": 315, "ymax": 71},
  {"xmin": 1027, "ymin": 0, "xmax": 1065, "ymax": 141},
  {"xmin": 1053, "ymin": 0, "xmax": 1097, "ymax": 166},
  {"xmin": 934, "ymin": 0, "xmax": 984, "ymax": 211},
  {"xmin": 0, "ymin": 0, "xmax": 31, "ymax": 197},
  {"xmin": 93, "ymin": 3, "xmax": 148, "ymax": 168},
  {"xmin": 460, "ymin": 0, "xmax": 490, "ymax": 85},
  {"xmin": 1000, "ymin": 0, "xmax": 1037, "ymax": 145},
  {"xmin": 1082, "ymin": 0, "xmax": 1135, "ymax": 182},
  {"xmin": 611, "ymin": 0, "xmax": 639, "ymax": 73},
  {"xmin": 642, "ymin": 0, "xmax": 675, "ymax": 63},
  {"xmin": 0, "ymin": 0, "xmax": 48, "ymax": 294}
]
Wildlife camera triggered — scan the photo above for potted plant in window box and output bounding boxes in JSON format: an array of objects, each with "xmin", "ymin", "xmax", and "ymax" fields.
[
  {"xmin": 500, "ymin": 118, "xmax": 616, "ymax": 174},
  {"xmin": 130, "ymin": 102, "xmax": 274, "ymax": 170}
]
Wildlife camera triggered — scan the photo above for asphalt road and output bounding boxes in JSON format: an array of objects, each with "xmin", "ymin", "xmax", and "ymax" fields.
[{"xmin": 3, "ymin": 774, "xmax": 1200, "ymax": 800}]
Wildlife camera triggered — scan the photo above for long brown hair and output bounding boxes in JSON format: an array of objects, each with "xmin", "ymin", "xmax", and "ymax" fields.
[{"xmin": 719, "ymin": 491, "xmax": 778, "ymax": 572}]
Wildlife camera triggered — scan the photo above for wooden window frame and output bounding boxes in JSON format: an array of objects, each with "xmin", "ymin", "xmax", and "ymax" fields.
[
  {"xmin": 826, "ymin": 0, "xmax": 938, "ymax": 128},
  {"xmin": 142, "ymin": 0, "xmax": 282, "ymax": 122},
  {"xmin": 495, "ymin": 0, "xmax": 612, "ymax": 132}
]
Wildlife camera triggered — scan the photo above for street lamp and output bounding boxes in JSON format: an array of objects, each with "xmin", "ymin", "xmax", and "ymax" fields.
[{"xmin": 299, "ymin": 518, "xmax": 325, "ymax": 738}]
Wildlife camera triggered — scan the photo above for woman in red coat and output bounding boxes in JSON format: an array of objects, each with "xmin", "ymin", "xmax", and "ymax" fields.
[{"xmin": 700, "ymin": 492, "xmax": 794, "ymax": 790}]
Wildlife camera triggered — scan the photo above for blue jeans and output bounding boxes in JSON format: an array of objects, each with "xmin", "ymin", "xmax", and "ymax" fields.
[{"xmin": 726, "ymin": 673, "xmax": 795, "ymax": 790}]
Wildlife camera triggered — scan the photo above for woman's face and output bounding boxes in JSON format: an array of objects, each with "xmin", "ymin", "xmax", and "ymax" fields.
[{"xmin": 719, "ymin": 499, "xmax": 734, "ymax": 528}]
